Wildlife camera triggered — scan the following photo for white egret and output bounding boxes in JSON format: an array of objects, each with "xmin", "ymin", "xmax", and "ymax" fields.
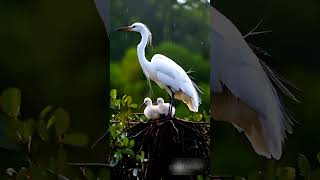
[
  {"xmin": 156, "ymin": 97, "xmax": 175, "ymax": 117},
  {"xmin": 141, "ymin": 97, "xmax": 160, "ymax": 120},
  {"xmin": 117, "ymin": 22, "xmax": 202, "ymax": 112},
  {"xmin": 210, "ymin": 7, "xmax": 298, "ymax": 159}
]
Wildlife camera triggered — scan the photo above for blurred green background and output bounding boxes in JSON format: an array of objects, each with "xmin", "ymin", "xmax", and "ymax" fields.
[
  {"xmin": 110, "ymin": 0, "xmax": 211, "ymax": 118},
  {"xmin": 212, "ymin": 0, "xmax": 320, "ymax": 177},
  {"xmin": 0, "ymin": 0, "xmax": 108, "ymax": 167}
]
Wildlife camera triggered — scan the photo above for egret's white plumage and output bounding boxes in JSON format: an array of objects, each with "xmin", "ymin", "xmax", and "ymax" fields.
[
  {"xmin": 156, "ymin": 97, "xmax": 175, "ymax": 117},
  {"xmin": 117, "ymin": 22, "xmax": 201, "ymax": 112},
  {"xmin": 143, "ymin": 98, "xmax": 160, "ymax": 120},
  {"xmin": 211, "ymin": 8, "xmax": 297, "ymax": 159}
]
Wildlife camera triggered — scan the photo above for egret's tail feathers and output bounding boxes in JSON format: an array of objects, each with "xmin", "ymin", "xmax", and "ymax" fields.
[
  {"xmin": 175, "ymin": 90, "xmax": 198, "ymax": 112},
  {"xmin": 260, "ymin": 60, "xmax": 300, "ymax": 102}
]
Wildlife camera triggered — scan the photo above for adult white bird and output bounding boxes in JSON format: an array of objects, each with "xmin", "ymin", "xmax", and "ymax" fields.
[
  {"xmin": 141, "ymin": 97, "xmax": 160, "ymax": 120},
  {"xmin": 210, "ymin": 7, "xmax": 298, "ymax": 160},
  {"xmin": 156, "ymin": 97, "xmax": 175, "ymax": 117},
  {"xmin": 117, "ymin": 22, "xmax": 202, "ymax": 112}
]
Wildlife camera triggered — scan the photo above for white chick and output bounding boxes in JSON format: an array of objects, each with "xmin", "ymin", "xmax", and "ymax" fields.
[
  {"xmin": 156, "ymin": 97, "xmax": 175, "ymax": 117},
  {"xmin": 142, "ymin": 97, "xmax": 160, "ymax": 120}
]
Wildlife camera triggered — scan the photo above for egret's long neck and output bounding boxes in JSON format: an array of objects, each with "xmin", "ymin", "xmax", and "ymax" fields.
[{"xmin": 137, "ymin": 30, "xmax": 151, "ymax": 76}]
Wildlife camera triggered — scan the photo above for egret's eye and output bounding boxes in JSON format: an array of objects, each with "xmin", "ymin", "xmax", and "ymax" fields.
[{"xmin": 132, "ymin": 25, "xmax": 136, "ymax": 28}]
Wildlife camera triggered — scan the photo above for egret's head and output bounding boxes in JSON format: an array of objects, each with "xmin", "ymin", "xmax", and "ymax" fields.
[
  {"xmin": 156, "ymin": 98, "xmax": 164, "ymax": 105},
  {"xmin": 117, "ymin": 22, "xmax": 152, "ymax": 46},
  {"xmin": 143, "ymin": 97, "xmax": 152, "ymax": 106}
]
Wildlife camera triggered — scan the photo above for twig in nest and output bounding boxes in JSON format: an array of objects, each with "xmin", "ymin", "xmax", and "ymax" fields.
[
  {"xmin": 65, "ymin": 162, "xmax": 110, "ymax": 167},
  {"xmin": 169, "ymin": 120, "xmax": 179, "ymax": 134}
]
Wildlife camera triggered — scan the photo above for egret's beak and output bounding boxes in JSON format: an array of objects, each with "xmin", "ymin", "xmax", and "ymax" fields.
[
  {"xmin": 116, "ymin": 26, "xmax": 132, "ymax": 32},
  {"xmin": 153, "ymin": 102, "xmax": 157, "ymax": 105},
  {"xmin": 138, "ymin": 102, "xmax": 145, "ymax": 109}
]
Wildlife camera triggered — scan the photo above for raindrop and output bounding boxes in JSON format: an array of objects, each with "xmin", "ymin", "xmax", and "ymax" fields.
[{"xmin": 201, "ymin": 41, "xmax": 204, "ymax": 45}]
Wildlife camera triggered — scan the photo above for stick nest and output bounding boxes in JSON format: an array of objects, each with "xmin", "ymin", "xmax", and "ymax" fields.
[{"xmin": 112, "ymin": 117, "xmax": 210, "ymax": 180}]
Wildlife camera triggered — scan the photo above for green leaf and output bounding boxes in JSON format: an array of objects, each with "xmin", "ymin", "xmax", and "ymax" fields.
[
  {"xmin": 37, "ymin": 120, "xmax": 48, "ymax": 141},
  {"xmin": 110, "ymin": 89, "xmax": 117, "ymax": 99},
  {"xmin": 129, "ymin": 139, "xmax": 135, "ymax": 148},
  {"xmin": 110, "ymin": 125, "xmax": 117, "ymax": 139},
  {"xmin": 39, "ymin": 106, "xmax": 54, "ymax": 120},
  {"xmin": 46, "ymin": 116, "xmax": 56, "ymax": 129},
  {"xmin": 81, "ymin": 167, "xmax": 95, "ymax": 180},
  {"xmin": 19, "ymin": 118, "xmax": 34, "ymax": 142},
  {"xmin": 298, "ymin": 154, "xmax": 311, "ymax": 179},
  {"xmin": 123, "ymin": 137, "xmax": 129, "ymax": 147},
  {"xmin": 54, "ymin": 108, "xmax": 70, "ymax": 137},
  {"xmin": 126, "ymin": 96, "xmax": 132, "ymax": 105},
  {"xmin": 317, "ymin": 152, "xmax": 320, "ymax": 164},
  {"xmin": 0, "ymin": 88, "xmax": 21, "ymax": 118},
  {"xmin": 122, "ymin": 148, "xmax": 134, "ymax": 156},
  {"xmin": 97, "ymin": 168, "xmax": 110, "ymax": 180},
  {"xmin": 62, "ymin": 133, "xmax": 89, "ymax": 147}
]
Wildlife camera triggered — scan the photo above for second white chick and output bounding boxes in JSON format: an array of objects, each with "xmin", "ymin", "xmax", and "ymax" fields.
[
  {"xmin": 156, "ymin": 98, "xmax": 175, "ymax": 117},
  {"xmin": 143, "ymin": 97, "xmax": 160, "ymax": 120}
]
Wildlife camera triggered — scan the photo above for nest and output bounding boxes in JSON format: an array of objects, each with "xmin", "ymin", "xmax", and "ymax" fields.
[{"xmin": 112, "ymin": 117, "xmax": 210, "ymax": 180}]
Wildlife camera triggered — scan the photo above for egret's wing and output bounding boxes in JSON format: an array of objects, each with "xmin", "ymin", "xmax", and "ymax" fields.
[
  {"xmin": 151, "ymin": 54, "xmax": 201, "ymax": 111},
  {"xmin": 210, "ymin": 7, "xmax": 295, "ymax": 159}
]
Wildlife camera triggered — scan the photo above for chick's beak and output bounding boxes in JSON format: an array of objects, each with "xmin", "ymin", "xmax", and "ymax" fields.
[{"xmin": 116, "ymin": 26, "xmax": 132, "ymax": 32}]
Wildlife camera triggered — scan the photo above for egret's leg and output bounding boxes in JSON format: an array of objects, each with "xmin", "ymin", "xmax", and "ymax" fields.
[{"xmin": 168, "ymin": 89, "xmax": 175, "ymax": 119}]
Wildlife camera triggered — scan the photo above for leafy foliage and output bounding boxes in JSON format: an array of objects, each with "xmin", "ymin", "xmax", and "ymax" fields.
[{"xmin": 0, "ymin": 87, "xmax": 109, "ymax": 180}]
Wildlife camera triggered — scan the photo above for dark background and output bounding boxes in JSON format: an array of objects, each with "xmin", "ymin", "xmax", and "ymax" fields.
[{"xmin": 0, "ymin": 0, "xmax": 108, "ymax": 165}]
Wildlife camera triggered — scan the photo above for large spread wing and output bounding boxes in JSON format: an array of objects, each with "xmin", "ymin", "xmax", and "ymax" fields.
[{"xmin": 210, "ymin": 7, "xmax": 296, "ymax": 159}]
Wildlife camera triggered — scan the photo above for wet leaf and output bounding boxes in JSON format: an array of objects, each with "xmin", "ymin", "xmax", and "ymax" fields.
[
  {"xmin": 0, "ymin": 88, "xmax": 21, "ymax": 118},
  {"xmin": 54, "ymin": 108, "xmax": 70, "ymax": 137},
  {"xmin": 62, "ymin": 133, "xmax": 89, "ymax": 147}
]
